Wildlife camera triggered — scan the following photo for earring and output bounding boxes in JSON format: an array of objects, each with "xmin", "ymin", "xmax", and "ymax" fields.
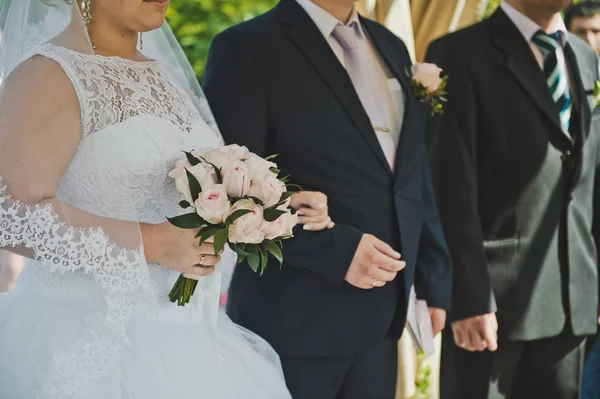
[
  {"xmin": 81, "ymin": 0, "xmax": 92, "ymax": 25},
  {"xmin": 139, "ymin": 32, "xmax": 143, "ymax": 51}
]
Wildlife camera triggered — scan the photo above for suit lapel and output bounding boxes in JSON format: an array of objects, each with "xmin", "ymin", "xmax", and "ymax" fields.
[
  {"xmin": 277, "ymin": 0, "xmax": 393, "ymax": 176},
  {"xmin": 564, "ymin": 43, "xmax": 592, "ymax": 192},
  {"xmin": 489, "ymin": 9, "xmax": 573, "ymax": 147},
  {"xmin": 564, "ymin": 43, "xmax": 592, "ymax": 143}
]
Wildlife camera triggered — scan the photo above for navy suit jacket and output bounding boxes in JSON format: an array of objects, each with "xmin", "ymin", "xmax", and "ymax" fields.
[{"xmin": 203, "ymin": 0, "xmax": 452, "ymax": 358}]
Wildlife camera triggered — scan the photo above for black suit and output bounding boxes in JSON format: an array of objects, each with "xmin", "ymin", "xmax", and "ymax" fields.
[
  {"xmin": 426, "ymin": 9, "xmax": 600, "ymax": 399},
  {"xmin": 204, "ymin": 0, "xmax": 452, "ymax": 397}
]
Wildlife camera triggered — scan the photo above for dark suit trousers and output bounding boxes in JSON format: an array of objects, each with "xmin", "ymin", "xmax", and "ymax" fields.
[
  {"xmin": 280, "ymin": 337, "xmax": 398, "ymax": 399},
  {"xmin": 441, "ymin": 328, "xmax": 586, "ymax": 399}
]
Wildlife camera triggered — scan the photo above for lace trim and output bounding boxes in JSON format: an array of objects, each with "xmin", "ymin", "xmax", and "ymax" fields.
[{"xmin": 0, "ymin": 180, "xmax": 152, "ymax": 398}]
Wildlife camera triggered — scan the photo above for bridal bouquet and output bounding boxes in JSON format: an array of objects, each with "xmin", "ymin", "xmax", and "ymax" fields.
[{"xmin": 167, "ymin": 144, "xmax": 298, "ymax": 306}]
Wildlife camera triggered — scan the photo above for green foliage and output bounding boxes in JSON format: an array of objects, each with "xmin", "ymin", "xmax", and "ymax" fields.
[
  {"xmin": 485, "ymin": 0, "xmax": 598, "ymax": 18},
  {"xmin": 414, "ymin": 351, "xmax": 432, "ymax": 399},
  {"xmin": 166, "ymin": 0, "xmax": 277, "ymax": 81}
]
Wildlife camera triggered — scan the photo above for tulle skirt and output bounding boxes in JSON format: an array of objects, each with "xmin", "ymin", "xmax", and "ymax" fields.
[{"xmin": 0, "ymin": 292, "xmax": 292, "ymax": 399}]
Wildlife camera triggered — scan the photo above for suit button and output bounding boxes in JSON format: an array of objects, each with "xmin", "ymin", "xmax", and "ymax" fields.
[
  {"xmin": 562, "ymin": 151, "xmax": 572, "ymax": 161},
  {"xmin": 393, "ymin": 187, "xmax": 402, "ymax": 196}
]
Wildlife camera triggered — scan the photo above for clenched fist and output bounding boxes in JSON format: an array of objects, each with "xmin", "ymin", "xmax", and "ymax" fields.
[
  {"xmin": 451, "ymin": 312, "xmax": 498, "ymax": 352},
  {"xmin": 345, "ymin": 234, "xmax": 406, "ymax": 289}
]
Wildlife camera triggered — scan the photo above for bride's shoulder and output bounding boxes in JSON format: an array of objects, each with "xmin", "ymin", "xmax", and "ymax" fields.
[{"xmin": 0, "ymin": 54, "xmax": 81, "ymax": 130}]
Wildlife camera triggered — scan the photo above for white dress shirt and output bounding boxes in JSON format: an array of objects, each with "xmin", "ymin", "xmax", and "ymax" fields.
[{"xmin": 295, "ymin": 0, "xmax": 405, "ymax": 158}]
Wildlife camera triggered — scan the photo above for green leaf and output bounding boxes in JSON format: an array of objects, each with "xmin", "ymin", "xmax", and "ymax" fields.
[
  {"xmin": 199, "ymin": 156, "xmax": 223, "ymax": 183},
  {"xmin": 247, "ymin": 250, "xmax": 260, "ymax": 273},
  {"xmin": 167, "ymin": 213, "xmax": 206, "ymax": 229},
  {"xmin": 227, "ymin": 209, "xmax": 253, "ymax": 224},
  {"xmin": 179, "ymin": 200, "xmax": 191, "ymax": 209},
  {"xmin": 259, "ymin": 249, "xmax": 269, "ymax": 276},
  {"xmin": 186, "ymin": 169, "xmax": 202, "ymax": 202},
  {"xmin": 275, "ymin": 191, "xmax": 294, "ymax": 207},
  {"xmin": 184, "ymin": 151, "xmax": 201, "ymax": 166},
  {"xmin": 197, "ymin": 226, "xmax": 220, "ymax": 245},
  {"xmin": 229, "ymin": 243, "xmax": 251, "ymax": 257},
  {"xmin": 264, "ymin": 240, "xmax": 283, "ymax": 265},
  {"xmin": 246, "ymin": 196, "xmax": 264, "ymax": 206},
  {"xmin": 213, "ymin": 228, "xmax": 228, "ymax": 255},
  {"xmin": 264, "ymin": 208, "xmax": 286, "ymax": 222},
  {"xmin": 264, "ymin": 154, "xmax": 278, "ymax": 161},
  {"xmin": 269, "ymin": 167, "xmax": 280, "ymax": 175},
  {"xmin": 286, "ymin": 184, "xmax": 303, "ymax": 191}
]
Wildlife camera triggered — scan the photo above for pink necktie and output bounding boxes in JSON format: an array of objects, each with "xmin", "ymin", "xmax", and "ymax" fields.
[{"xmin": 332, "ymin": 23, "xmax": 397, "ymax": 169}]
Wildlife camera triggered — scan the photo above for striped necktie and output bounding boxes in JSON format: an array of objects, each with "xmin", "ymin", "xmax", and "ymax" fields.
[{"xmin": 532, "ymin": 30, "xmax": 572, "ymax": 133}]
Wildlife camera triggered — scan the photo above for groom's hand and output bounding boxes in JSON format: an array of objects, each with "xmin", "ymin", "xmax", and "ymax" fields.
[
  {"xmin": 428, "ymin": 307, "xmax": 447, "ymax": 336},
  {"xmin": 451, "ymin": 312, "xmax": 498, "ymax": 352},
  {"xmin": 345, "ymin": 234, "xmax": 406, "ymax": 289}
]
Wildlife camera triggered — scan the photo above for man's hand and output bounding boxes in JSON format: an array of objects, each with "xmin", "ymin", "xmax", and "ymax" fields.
[
  {"xmin": 451, "ymin": 312, "xmax": 498, "ymax": 352},
  {"xmin": 345, "ymin": 234, "xmax": 406, "ymax": 289},
  {"xmin": 428, "ymin": 307, "xmax": 447, "ymax": 336}
]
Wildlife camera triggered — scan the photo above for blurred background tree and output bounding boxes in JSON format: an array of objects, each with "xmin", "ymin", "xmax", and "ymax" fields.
[{"xmin": 166, "ymin": 0, "xmax": 276, "ymax": 81}]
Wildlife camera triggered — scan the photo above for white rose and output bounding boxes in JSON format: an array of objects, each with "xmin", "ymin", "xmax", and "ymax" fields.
[
  {"xmin": 197, "ymin": 147, "xmax": 235, "ymax": 175},
  {"xmin": 247, "ymin": 174, "xmax": 286, "ymax": 208},
  {"xmin": 411, "ymin": 63, "xmax": 443, "ymax": 92},
  {"xmin": 260, "ymin": 210, "xmax": 297, "ymax": 240},
  {"xmin": 187, "ymin": 162, "xmax": 219, "ymax": 191},
  {"xmin": 225, "ymin": 144, "xmax": 250, "ymax": 159},
  {"xmin": 228, "ymin": 199, "xmax": 265, "ymax": 244},
  {"xmin": 168, "ymin": 160, "xmax": 193, "ymax": 204},
  {"xmin": 245, "ymin": 153, "xmax": 277, "ymax": 178},
  {"xmin": 195, "ymin": 185, "xmax": 231, "ymax": 225},
  {"xmin": 222, "ymin": 162, "xmax": 251, "ymax": 198}
]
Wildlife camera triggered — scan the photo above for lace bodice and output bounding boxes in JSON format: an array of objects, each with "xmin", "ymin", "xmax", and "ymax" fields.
[
  {"xmin": 38, "ymin": 44, "xmax": 201, "ymax": 136},
  {"xmin": 1, "ymin": 45, "xmax": 228, "ymax": 398}
]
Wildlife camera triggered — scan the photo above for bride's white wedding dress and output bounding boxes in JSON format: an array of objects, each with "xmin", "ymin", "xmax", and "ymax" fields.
[{"xmin": 0, "ymin": 43, "xmax": 292, "ymax": 399}]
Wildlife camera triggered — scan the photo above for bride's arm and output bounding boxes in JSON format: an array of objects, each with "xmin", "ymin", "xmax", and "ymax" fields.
[
  {"xmin": 0, "ymin": 56, "xmax": 144, "ymax": 258},
  {"xmin": 0, "ymin": 56, "xmax": 214, "ymax": 279}
]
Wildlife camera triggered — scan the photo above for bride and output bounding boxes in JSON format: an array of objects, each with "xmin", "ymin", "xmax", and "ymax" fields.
[{"xmin": 0, "ymin": 0, "xmax": 333, "ymax": 398}]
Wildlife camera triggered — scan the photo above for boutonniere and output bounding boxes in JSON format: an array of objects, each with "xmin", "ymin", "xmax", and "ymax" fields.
[{"xmin": 406, "ymin": 63, "xmax": 448, "ymax": 115}]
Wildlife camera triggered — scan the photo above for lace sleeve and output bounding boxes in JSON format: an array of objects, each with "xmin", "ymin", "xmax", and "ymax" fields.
[{"xmin": 0, "ymin": 181, "xmax": 148, "ymax": 291}]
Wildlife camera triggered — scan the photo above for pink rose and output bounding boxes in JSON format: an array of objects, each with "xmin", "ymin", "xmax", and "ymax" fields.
[
  {"xmin": 196, "ymin": 148, "xmax": 235, "ymax": 175},
  {"xmin": 411, "ymin": 63, "xmax": 443, "ymax": 92},
  {"xmin": 195, "ymin": 185, "xmax": 231, "ymax": 225},
  {"xmin": 245, "ymin": 153, "xmax": 277, "ymax": 178},
  {"xmin": 281, "ymin": 211, "xmax": 298, "ymax": 237},
  {"xmin": 228, "ymin": 199, "xmax": 265, "ymax": 244},
  {"xmin": 225, "ymin": 144, "xmax": 250, "ymax": 159},
  {"xmin": 187, "ymin": 162, "xmax": 219, "ymax": 191},
  {"xmin": 261, "ymin": 210, "xmax": 298, "ymax": 240},
  {"xmin": 168, "ymin": 160, "xmax": 194, "ymax": 204},
  {"xmin": 223, "ymin": 162, "xmax": 251, "ymax": 198},
  {"xmin": 247, "ymin": 174, "xmax": 286, "ymax": 208}
]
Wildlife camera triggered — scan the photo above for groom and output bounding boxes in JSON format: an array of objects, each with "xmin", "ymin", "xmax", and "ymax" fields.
[{"xmin": 204, "ymin": 0, "xmax": 452, "ymax": 397}]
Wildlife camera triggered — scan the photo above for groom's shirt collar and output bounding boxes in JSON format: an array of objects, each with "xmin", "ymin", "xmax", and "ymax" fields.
[
  {"xmin": 500, "ymin": 1, "xmax": 568, "ymax": 47},
  {"xmin": 295, "ymin": 0, "xmax": 365, "ymax": 39}
]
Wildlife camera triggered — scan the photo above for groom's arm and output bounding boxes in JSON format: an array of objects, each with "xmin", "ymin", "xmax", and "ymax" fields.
[
  {"xmin": 424, "ymin": 39, "xmax": 497, "ymax": 321},
  {"xmin": 204, "ymin": 30, "xmax": 363, "ymax": 286},
  {"xmin": 414, "ymin": 153, "xmax": 453, "ymax": 311}
]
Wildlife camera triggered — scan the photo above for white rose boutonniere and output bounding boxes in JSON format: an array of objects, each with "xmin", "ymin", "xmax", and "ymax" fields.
[{"xmin": 406, "ymin": 63, "xmax": 448, "ymax": 115}]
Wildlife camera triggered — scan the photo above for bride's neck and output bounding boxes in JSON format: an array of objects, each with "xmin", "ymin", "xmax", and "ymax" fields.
[{"xmin": 87, "ymin": 20, "xmax": 141, "ymax": 61}]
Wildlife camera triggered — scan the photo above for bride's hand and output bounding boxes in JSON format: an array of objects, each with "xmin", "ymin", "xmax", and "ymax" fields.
[
  {"xmin": 140, "ymin": 222, "xmax": 222, "ymax": 278},
  {"xmin": 290, "ymin": 191, "xmax": 335, "ymax": 231}
]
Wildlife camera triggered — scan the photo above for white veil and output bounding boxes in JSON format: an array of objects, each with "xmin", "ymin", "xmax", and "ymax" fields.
[{"xmin": 0, "ymin": 1, "xmax": 229, "ymax": 397}]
